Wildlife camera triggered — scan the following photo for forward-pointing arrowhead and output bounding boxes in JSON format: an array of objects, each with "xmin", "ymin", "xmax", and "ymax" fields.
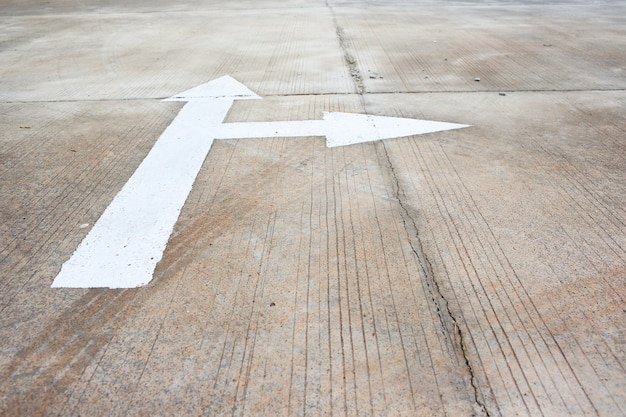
[
  {"xmin": 324, "ymin": 112, "xmax": 470, "ymax": 148},
  {"xmin": 165, "ymin": 75, "xmax": 260, "ymax": 101}
]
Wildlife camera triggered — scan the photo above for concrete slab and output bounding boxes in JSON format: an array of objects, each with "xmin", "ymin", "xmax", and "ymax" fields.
[{"xmin": 1, "ymin": 1, "xmax": 624, "ymax": 416}]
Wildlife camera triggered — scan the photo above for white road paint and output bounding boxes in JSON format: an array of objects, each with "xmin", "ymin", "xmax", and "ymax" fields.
[
  {"xmin": 214, "ymin": 112, "xmax": 468, "ymax": 147},
  {"xmin": 52, "ymin": 77, "xmax": 258, "ymax": 288},
  {"xmin": 52, "ymin": 76, "xmax": 469, "ymax": 288}
]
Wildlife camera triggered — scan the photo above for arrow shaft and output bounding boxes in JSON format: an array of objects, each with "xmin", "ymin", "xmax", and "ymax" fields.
[
  {"xmin": 52, "ymin": 98, "xmax": 235, "ymax": 288},
  {"xmin": 215, "ymin": 120, "xmax": 326, "ymax": 139}
]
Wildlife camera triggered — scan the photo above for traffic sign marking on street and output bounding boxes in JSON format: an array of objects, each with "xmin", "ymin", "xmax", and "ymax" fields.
[{"xmin": 52, "ymin": 76, "xmax": 469, "ymax": 288}]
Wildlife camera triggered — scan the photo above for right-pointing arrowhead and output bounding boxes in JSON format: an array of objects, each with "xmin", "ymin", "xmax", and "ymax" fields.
[
  {"xmin": 324, "ymin": 112, "xmax": 470, "ymax": 148},
  {"xmin": 165, "ymin": 75, "xmax": 260, "ymax": 101}
]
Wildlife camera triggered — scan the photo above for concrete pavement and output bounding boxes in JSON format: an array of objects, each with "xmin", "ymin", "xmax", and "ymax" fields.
[{"xmin": 1, "ymin": 0, "xmax": 625, "ymax": 415}]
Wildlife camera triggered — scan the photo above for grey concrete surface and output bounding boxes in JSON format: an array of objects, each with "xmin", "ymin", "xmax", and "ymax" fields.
[{"xmin": 1, "ymin": 0, "xmax": 625, "ymax": 416}]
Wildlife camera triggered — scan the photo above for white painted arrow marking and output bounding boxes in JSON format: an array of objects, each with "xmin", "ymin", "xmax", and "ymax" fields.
[
  {"xmin": 52, "ymin": 76, "xmax": 259, "ymax": 289},
  {"xmin": 52, "ymin": 76, "xmax": 469, "ymax": 288},
  {"xmin": 214, "ymin": 112, "xmax": 468, "ymax": 147}
]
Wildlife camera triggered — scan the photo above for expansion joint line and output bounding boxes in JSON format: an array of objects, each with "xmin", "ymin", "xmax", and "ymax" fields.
[{"xmin": 379, "ymin": 142, "xmax": 490, "ymax": 417}]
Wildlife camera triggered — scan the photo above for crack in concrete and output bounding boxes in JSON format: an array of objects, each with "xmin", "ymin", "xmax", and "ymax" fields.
[
  {"xmin": 335, "ymin": 26, "xmax": 364, "ymax": 95},
  {"xmin": 326, "ymin": 1, "xmax": 365, "ymax": 96},
  {"xmin": 378, "ymin": 141, "xmax": 490, "ymax": 417}
]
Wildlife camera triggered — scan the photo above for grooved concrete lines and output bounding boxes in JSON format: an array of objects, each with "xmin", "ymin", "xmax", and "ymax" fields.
[{"xmin": 1, "ymin": 1, "xmax": 625, "ymax": 416}]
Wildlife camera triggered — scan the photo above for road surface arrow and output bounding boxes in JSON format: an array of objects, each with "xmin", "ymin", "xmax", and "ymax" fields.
[
  {"xmin": 214, "ymin": 111, "xmax": 468, "ymax": 148},
  {"xmin": 52, "ymin": 75, "xmax": 469, "ymax": 288}
]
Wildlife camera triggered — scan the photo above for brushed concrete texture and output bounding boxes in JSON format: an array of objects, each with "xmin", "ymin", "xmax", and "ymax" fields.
[{"xmin": 0, "ymin": 0, "xmax": 624, "ymax": 416}]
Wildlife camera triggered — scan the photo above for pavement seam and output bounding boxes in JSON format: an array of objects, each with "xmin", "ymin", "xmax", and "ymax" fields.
[
  {"xmin": 379, "ymin": 141, "xmax": 491, "ymax": 417},
  {"xmin": 2, "ymin": 88, "xmax": 625, "ymax": 104}
]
